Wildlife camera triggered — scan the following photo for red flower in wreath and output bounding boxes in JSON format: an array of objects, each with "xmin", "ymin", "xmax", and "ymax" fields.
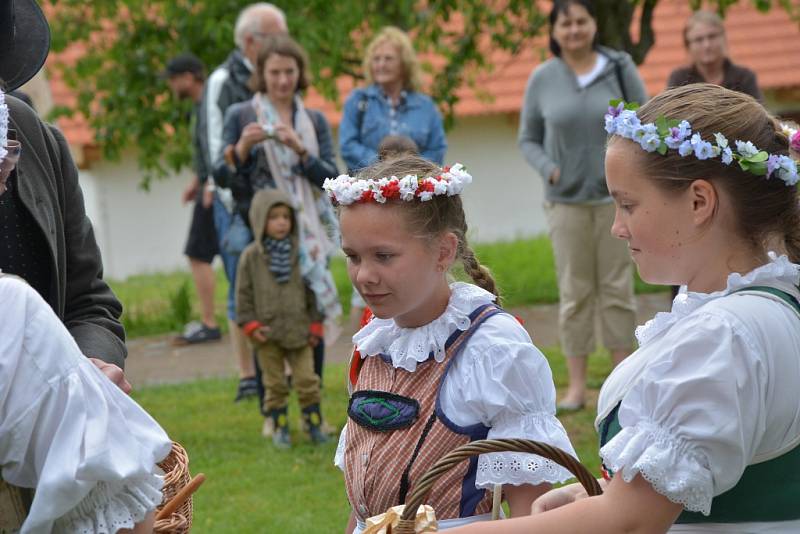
[
  {"xmin": 381, "ymin": 181, "xmax": 401, "ymax": 199},
  {"xmin": 415, "ymin": 180, "xmax": 435, "ymax": 197},
  {"xmin": 359, "ymin": 190, "xmax": 375, "ymax": 203}
]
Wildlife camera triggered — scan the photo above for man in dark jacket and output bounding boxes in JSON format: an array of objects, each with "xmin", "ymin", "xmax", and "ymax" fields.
[
  {"xmin": 0, "ymin": 0, "xmax": 129, "ymax": 390},
  {"xmin": 202, "ymin": 2, "xmax": 288, "ymax": 402}
]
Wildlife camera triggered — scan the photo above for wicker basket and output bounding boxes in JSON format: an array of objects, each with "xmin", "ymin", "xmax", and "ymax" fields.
[
  {"xmin": 154, "ymin": 442, "xmax": 194, "ymax": 533},
  {"xmin": 393, "ymin": 438, "xmax": 604, "ymax": 534}
]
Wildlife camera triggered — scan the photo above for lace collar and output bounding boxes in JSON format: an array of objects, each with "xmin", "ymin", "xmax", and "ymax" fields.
[
  {"xmin": 635, "ymin": 252, "xmax": 800, "ymax": 346},
  {"xmin": 352, "ymin": 282, "xmax": 496, "ymax": 372}
]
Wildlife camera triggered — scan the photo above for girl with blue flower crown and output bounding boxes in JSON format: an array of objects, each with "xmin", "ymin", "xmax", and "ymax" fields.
[
  {"xmin": 450, "ymin": 83, "xmax": 800, "ymax": 533},
  {"xmin": 326, "ymin": 155, "xmax": 578, "ymax": 533}
]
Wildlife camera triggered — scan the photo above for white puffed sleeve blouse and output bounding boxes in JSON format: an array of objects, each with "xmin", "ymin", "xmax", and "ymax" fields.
[
  {"xmin": 0, "ymin": 275, "xmax": 172, "ymax": 533},
  {"xmin": 596, "ymin": 254, "xmax": 800, "ymax": 530}
]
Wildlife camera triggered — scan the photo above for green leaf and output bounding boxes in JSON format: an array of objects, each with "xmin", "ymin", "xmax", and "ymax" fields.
[
  {"xmin": 748, "ymin": 151, "xmax": 769, "ymax": 163},
  {"xmin": 749, "ymin": 161, "xmax": 768, "ymax": 176},
  {"xmin": 655, "ymin": 116, "xmax": 669, "ymax": 136},
  {"xmin": 610, "ymin": 98, "xmax": 623, "ymax": 107},
  {"xmin": 625, "ymin": 102, "xmax": 640, "ymax": 111},
  {"xmin": 657, "ymin": 142, "xmax": 668, "ymax": 155}
]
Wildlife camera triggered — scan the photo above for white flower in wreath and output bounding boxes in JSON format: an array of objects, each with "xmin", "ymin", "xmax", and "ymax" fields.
[
  {"xmin": 735, "ymin": 140, "xmax": 759, "ymax": 159},
  {"xmin": 398, "ymin": 174, "xmax": 419, "ymax": 201},
  {"xmin": 433, "ymin": 178, "xmax": 448, "ymax": 196}
]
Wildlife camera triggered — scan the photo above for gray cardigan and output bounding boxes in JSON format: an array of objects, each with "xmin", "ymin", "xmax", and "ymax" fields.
[
  {"xmin": 9, "ymin": 96, "xmax": 127, "ymax": 368},
  {"xmin": 518, "ymin": 47, "xmax": 648, "ymax": 204}
]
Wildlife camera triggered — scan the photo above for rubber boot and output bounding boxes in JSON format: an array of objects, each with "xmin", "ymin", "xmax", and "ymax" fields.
[
  {"xmin": 270, "ymin": 407, "xmax": 291, "ymax": 449},
  {"xmin": 302, "ymin": 404, "xmax": 329, "ymax": 444}
]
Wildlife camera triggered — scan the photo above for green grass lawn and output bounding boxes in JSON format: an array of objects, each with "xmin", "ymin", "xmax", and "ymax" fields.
[
  {"xmin": 134, "ymin": 349, "xmax": 612, "ymax": 532},
  {"xmin": 112, "ymin": 236, "xmax": 664, "ymax": 339}
]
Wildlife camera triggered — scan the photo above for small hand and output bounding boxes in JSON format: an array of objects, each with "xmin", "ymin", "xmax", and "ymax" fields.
[
  {"xmin": 88, "ymin": 357, "xmax": 132, "ymax": 394},
  {"xmin": 531, "ymin": 482, "xmax": 591, "ymax": 514},
  {"xmin": 273, "ymin": 123, "xmax": 305, "ymax": 155},
  {"xmin": 236, "ymin": 122, "xmax": 270, "ymax": 161},
  {"xmin": 252, "ymin": 325, "xmax": 271, "ymax": 343},
  {"xmin": 309, "ymin": 335, "xmax": 322, "ymax": 348},
  {"xmin": 548, "ymin": 167, "xmax": 561, "ymax": 186}
]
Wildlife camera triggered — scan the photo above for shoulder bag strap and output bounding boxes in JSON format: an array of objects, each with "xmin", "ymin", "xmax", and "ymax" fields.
[{"xmin": 613, "ymin": 59, "xmax": 629, "ymax": 102}]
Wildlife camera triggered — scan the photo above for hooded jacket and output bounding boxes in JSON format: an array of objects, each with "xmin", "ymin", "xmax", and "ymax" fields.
[{"xmin": 235, "ymin": 188, "xmax": 322, "ymax": 349}]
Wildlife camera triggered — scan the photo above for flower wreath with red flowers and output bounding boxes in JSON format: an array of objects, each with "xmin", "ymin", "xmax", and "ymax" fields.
[{"xmin": 322, "ymin": 163, "xmax": 472, "ymax": 205}]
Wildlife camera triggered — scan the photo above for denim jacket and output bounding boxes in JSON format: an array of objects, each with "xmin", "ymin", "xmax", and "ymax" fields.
[{"xmin": 339, "ymin": 84, "xmax": 447, "ymax": 172}]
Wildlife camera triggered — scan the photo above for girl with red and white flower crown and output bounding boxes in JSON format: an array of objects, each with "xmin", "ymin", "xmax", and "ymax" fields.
[
  {"xmin": 326, "ymin": 155, "xmax": 577, "ymax": 532},
  {"xmin": 451, "ymin": 84, "xmax": 800, "ymax": 533}
]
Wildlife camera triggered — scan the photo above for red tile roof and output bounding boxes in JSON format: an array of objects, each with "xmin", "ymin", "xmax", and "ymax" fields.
[{"xmin": 46, "ymin": 0, "xmax": 800, "ymax": 149}]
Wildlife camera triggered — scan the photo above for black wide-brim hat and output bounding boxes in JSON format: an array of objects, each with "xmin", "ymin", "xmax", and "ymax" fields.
[{"xmin": 0, "ymin": 0, "xmax": 51, "ymax": 91}]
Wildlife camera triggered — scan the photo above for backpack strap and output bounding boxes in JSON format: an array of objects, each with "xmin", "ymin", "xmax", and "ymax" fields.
[{"xmin": 355, "ymin": 91, "xmax": 368, "ymax": 134}]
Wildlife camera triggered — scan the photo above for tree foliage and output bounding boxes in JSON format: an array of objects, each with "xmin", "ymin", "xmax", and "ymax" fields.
[{"xmin": 46, "ymin": 0, "xmax": 799, "ymax": 185}]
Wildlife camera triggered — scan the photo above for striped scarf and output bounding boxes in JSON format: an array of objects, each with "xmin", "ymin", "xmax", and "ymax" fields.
[{"xmin": 264, "ymin": 237, "xmax": 292, "ymax": 284}]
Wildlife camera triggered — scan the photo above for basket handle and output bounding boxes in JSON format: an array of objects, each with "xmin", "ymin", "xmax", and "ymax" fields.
[
  {"xmin": 397, "ymin": 439, "xmax": 602, "ymax": 528},
  {"xmin": 155, "ymin": 473, "xmax": 206, "ymax": 521}
]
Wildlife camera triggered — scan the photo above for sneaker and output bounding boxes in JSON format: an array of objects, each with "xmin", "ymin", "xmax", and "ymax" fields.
[
  {"xmin": 176, "ymin": 321, "xmax": 221, "ymax": 344},
  {"xmin": 234, "ymin": 376, "xmax": 259, "ymax": 402}
]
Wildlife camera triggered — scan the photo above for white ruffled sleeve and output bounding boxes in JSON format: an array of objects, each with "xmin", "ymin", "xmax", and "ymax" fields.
[
  {"xmin": 444, "ymin": 314, "xmax": 578, "ymax": 489},
  {"xmin": 600, "ymin": 310, "xmax": 765, "ymax": 515},
  {"xmin": 0, "ymin": 277, "xmax": 172, "ymax": 534}
]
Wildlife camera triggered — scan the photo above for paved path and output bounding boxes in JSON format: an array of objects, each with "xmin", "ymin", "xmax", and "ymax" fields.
[{"xmin": 125, "ymin": 293, "xmax": 671, "ymax": 387}]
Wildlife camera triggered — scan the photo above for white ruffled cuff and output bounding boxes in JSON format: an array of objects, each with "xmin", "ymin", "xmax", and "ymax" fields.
[
  {"xmin": 52, "ymin": 473, "xmax": 164, "ymax": 534},
  {"xmin": 476, "ymin": 413, "xmax": 577, "ymax": 488},
  {"xmin": 599, "ymin": 419, "xmax": 713, "ymax": 515}
]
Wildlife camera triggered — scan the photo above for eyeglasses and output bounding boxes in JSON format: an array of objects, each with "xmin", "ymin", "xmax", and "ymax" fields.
[{"xmin": 687, "ymin": 32, "xmax": 723, "ymax": 46}]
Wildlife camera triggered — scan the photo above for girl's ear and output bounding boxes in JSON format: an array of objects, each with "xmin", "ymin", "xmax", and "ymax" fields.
[
  {"xmin": 437, "ymin": 232, "xmax": 459, "ymax": 270},
  {"xmin": 689, "ymin": 179, "xmax": 718, "ymax": 227}
]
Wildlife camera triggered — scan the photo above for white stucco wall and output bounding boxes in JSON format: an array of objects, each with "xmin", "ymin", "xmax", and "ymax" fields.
[
  {"xmin": 78, "ymin": 113, "xmax": 546, "ymax": 279},
  {"xmin": 447, "ymin": 114, "xmax": 547, "ymax": 242},
  {"xmin": 79, "ymin": 153, "xmax": 195, "ymax": 280}
]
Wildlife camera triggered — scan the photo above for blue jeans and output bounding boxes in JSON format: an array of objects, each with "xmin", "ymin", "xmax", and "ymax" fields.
[{"xmin": 212, "ymin": 195, "xmax": 240, "ymax": 320}]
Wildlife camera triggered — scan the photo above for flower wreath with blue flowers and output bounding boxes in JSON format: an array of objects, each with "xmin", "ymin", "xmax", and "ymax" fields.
[{"xmin": 604, "ymin": 100, "xmax": 799, "ymax": 187}]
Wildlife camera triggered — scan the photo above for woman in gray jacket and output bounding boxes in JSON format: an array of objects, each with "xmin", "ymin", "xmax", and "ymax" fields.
[{"xmin": 518, "ymin": 0, "xmax": 647, "ymax": 410}]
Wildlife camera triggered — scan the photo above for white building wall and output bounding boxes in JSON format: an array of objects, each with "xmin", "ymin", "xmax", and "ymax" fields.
[
  {"xmin": 80, "ymin": 114, "xmax": 547, "ymax": 279},
  {"xmin": 79, "ymin": 152, "xmax": 195, "ymax": 280},
  {"xmin": 447, "ymin": 114, "xmax": 547, "ymax": 242}
]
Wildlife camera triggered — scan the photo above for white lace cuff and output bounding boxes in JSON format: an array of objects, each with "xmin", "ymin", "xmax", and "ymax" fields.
[
  {"xmin": 53, "ymin": 474, "xmax": 164, "ymax": 534},
  {"xmin": 476, "ymin": 412, "xmax": 577, "ymax": 488},
  {"xmin": 599, "ymin": 419, "xmax": 713, "ymax": 515}
]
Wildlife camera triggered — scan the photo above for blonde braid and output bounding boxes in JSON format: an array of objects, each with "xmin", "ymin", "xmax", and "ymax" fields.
[{"xmin": 459, "ymin": 241, "xmax": 501, "ymax": 306}]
